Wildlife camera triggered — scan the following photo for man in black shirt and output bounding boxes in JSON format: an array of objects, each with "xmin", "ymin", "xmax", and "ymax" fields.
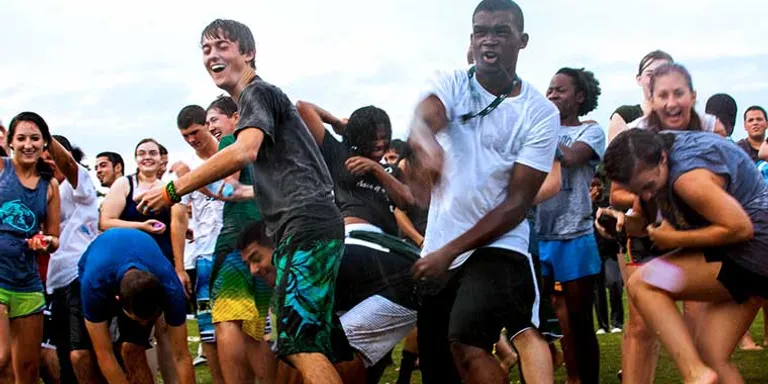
[
  {"xmin": 138, "ymin": 19, "xmax": 350, "ymax": 383},
  {"xmin": 737, "ymin": 106, "xmax": 767, "ymax": 163}
]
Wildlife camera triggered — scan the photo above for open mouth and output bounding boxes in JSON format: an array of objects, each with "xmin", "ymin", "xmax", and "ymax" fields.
[
  {"xmin": 482, "ymin": 51, "xmax": 499, "ymax": 63},
  {"xmin": 210, "ymin": 63, "xmax": 226, "ymax": 73}
]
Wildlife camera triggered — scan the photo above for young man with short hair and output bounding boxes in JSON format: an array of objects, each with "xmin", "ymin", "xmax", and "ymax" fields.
[
  {"xmin": 407, "ymin": 1, "xmax": 557, "ymax": 383},
  {"xmin": 172, "ymin": 105, "xmax": 226, "ymax": 383},
  {"xmin": 740, "ymin": 105, "xmax": 767, "ymax": 162},
  {"xmin": 95, "ymin": 152, "xmax": 125, "ymax": 188},
  {"xmin": 138, "ymin": 19, "xmax": 351, "ymax": 383},
  {"xmin": 79, "ymin": 228, "xmax": 194, "ymax": 384}
]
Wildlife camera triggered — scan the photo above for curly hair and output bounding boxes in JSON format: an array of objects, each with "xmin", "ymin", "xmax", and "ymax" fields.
[
  {"xmin": 556, "ymin": 67, "xmax": 601, "ymax": 116},
  {"xmin": 344, "ymin": 106, "xmax": 392, "ymax": 157}
]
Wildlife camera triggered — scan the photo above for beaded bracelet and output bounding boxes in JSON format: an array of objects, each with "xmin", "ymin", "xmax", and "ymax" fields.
[
  {"xmin": 166, "ymin": 181, "xmax": 181, "ymax": 203},
  {"xmin": 161, "ymin": 186, "xmax": 173, "ymax": 205}
]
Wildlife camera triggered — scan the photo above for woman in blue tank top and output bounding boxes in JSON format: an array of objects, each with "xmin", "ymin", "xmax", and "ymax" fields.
[
  {"xmin": 0, "ymin": 112, "xmax": 61, "ymax": 383},
  {"xmin": 99, "ymin": 138, "xmax": 179, "ymax": 262}
]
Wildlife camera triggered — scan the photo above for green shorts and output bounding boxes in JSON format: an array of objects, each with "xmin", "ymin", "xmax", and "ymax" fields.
[{"xmin": 0, "ymin": 288, "xmax": 45, "ymax": 319}]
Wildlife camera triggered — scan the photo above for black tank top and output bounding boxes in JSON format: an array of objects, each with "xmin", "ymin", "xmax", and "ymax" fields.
[{"xmin": 118, "ymin": 175, "xmax": 174, "ymax": 262}]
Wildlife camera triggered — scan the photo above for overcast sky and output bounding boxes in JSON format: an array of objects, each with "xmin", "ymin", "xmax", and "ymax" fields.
[{"xmin": 1, "ymin": 0, "xmax": 767, "ymax": 181}]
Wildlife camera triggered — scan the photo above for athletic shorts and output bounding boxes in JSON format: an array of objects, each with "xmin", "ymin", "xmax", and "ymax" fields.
[
  {"xmin": 195, "ymin": 254, "xmax": 215, "ymax": 343},
  {"xmin": 185, "ymin": 267, "xmax": 197, "ymax": 316},
  {"xmin": 211, "ymin": 251, "xmax": 272, "ymax": 342},
  {"xmin": 272, "ymin": 235, "xmax": 353, "ymax": 362},
  {"xmin": 539, "ymin": 233, "xmax": 602, "ymax": 282},
  {"xmin": 338, "ymin": 294, "xmax": 416, "ymax": 367},
  {"xmin": 112, "ymin": 310, "xmax": 153, "ymax": 349},
  {"xmin": 0, "ymin": 287, "xmax": 45, "ymax": 319},
  {"xmin": 50, "ymin": 280, "xmax": 92, "ymax": 351}
]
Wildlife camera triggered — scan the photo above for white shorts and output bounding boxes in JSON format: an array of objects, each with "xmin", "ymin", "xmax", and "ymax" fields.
[{"xmin": 338, "ymin": 294, "xmax": 417, "ymax": 367}]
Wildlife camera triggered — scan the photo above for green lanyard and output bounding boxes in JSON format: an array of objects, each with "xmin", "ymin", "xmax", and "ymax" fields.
[{"xmin": 460, "ymin": 66, "xmax": 520, "ymax": 123}]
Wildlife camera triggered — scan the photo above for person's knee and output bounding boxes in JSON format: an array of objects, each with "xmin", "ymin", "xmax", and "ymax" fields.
[
  {"xmin": 626, "ymin": 310, "xmax": 655, "ymax": 341},
  {"xmin": 70, "ymin": 349, "xmax": 94, "ymax": 368},
  {"xmin": 0, "ymin": 347, "xmax": 9, "ymax": 370},
  {"xmin": 449, "ymin": 341, "xmax": 488, "ymax": 371}
]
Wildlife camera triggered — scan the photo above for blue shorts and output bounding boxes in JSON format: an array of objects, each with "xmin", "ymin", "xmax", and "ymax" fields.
[
  {"xmin": 539, "ymin": 233, "xmax": 601, "ymax": 283},
  {"xmin": 196, "ymin": 254, "xmax": 215, "ymax": 343}
]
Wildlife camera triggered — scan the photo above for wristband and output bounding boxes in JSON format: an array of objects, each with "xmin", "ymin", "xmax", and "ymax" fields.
[
  {"xmin": 165, "ymin": 181, "xmax": 181, "ymax": 203},
  {"xmin": 161, "ymin": 187, "xmax": 173, "ymax": 205}
]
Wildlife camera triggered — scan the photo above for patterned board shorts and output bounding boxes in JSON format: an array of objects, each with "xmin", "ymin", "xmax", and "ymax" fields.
[
  {"xmin": 211, "ymin": 251, "xmax": 272, "ymax": 341},
  {"xmin": 271, "ymin": 236, "xmax": 353, "ymax": 363}
]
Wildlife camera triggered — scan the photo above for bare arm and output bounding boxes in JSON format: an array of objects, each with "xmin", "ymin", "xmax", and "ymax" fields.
[
  {"xmin": 406, "ymin": 96, "xmax": 449, "ymax": 206},
  {"xmin": 48, "ymin": 137, "xmax": 80, "ymax": 189},
  {"xmin": 370, "ymin": 165, "xmax": 415, "ymax": 208},
  {"xmin": 43, "ymin": 180, "xmax": 61, "ymax": 252},
  {"xmin": 85, "ymin": 320, "xmax": 130, "ymax": 384},
  {"xmin": 533, "ymin": 161, "xmax": 561, "ymax": 204},
  {"xmin": 558, "ymin": 142, "xmax": 598, "ymax": 168},
  {"xmin": 607, "ymin": 113, "xmax": 628, "ymax": 143},
  {"xmin": 395, "ymin": 208, "xmax": 424, "ymax": 247},
  {"xmin": 99, "ymin": 177, "xmax": 144, "ymax": 231},
  {"xmin": 662, "ymin": 169, "xmax": 753, "ymax": 248},
  {"xmin": 170, "ymin": 204, "xmax": 188, "ymax": 273},
  {"xmin": 296, "ymin": 101, "xmax": 346, "ymax": 145},
  {"xmin": 609, "ymin": 183, "xmax": 637, "ymax": 211},
  {"xmin": 167, "ymin": 324, "xmax": 195, "ymax": 384}
]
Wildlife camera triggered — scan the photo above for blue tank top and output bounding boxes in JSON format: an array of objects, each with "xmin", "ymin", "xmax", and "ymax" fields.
[
  {"xmin": 118, "ymin": 175, "xmax": 174, "ymax": 263},
  {"xmin": 0, "ymin": 158, "xmax": 49, "ymax": 292}
]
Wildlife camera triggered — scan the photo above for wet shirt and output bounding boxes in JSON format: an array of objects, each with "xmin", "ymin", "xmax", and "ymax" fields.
[{"xmin": 234, "ymin": 77, "xmax": 342, "ymax": 243}]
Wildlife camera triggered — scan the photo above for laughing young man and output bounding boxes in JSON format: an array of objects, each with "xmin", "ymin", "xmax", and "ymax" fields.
[{"xmin": 138, "ymin": 19, "xmax": 350, "ymax": 383}]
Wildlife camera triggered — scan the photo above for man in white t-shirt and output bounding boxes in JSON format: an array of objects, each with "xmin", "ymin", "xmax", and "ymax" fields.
[
  {"xmin": 407, "ymin": 1, "xmax": 558, "ymax": 383},
  {"xmin": 43, "ymin": 135, "xmax": 103, "ymax": 383},
  {"xmin": 172, "ymin": 105, "xmax": 225, "ymax": 382}
]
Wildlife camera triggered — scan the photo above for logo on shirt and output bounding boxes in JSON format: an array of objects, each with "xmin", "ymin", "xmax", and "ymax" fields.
[{"xmin": 0, "ymin": 200, "xmax": 37, "ymax": 233}]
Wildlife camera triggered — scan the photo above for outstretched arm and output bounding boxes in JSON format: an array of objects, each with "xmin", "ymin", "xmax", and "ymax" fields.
[
  {"xmin": 85, "ymin": 320, "xmax": 129, "ymax": 384},
  {"xmin": 406, "ymin": 95, "xmax": 449, "ymax": 207}
]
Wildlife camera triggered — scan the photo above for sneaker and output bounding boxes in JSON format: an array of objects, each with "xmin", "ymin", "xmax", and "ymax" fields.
[
  {"xmin": 617, "ymin": 369, "xmax": 623, "ymax": 382},
  {"xmin": 611, "ymin": 327, "xmax": 622, "ymax": 334},
  {"xmin": 596, "ymin": 328, "xmax": 607, "ymax": 335},
  {"xmin": 193, "ymin": 355, "xmax": 207, "ymax": 366}
]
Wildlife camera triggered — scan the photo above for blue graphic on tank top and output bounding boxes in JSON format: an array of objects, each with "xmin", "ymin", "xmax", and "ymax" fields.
[{"xmin": 0, "ymin": 200, "xmax": 37, "ymax": 233}]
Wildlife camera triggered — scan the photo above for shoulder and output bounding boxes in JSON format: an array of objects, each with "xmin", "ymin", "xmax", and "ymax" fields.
[{"xmin": 240, "ymin": 79, "xmax": 288, "ymax": 104}]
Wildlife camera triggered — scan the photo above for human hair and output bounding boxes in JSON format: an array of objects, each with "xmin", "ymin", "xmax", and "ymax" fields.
[
  {"xmin": 236, "ymin": 221, "xmax": 273, "ymax": 251},
  {"xmin": 96, "ymin": 151, "xmax": 125, "ymax": 174},
  {"xmin": 744, "ymin": 105, "xmax": 767, "ymax": 121},
  {"xmin": 637, "ymin": 50, "xmax": 674, "ymax": 77},
  {"xmin": 159, "ymin": 144, "xmax": 168, "ymax": 156},
  {"xmin": 603, "ymin": 129, "xmax": 675, "ymax": 185},
  {"xmin": 389, "ymin": 139, "xmax": 406, "ymax": 156},
  {"xmin": 646, "ymin": 63, "xmax": 702, "ymax": 132},
  {"xmin": 134, "ymin": 138, "xmax": 161, "ymax": 156},
  {"xmin": 177, "ymin": 105, "xmax": 207, "ymax": 129},
  {"xmin": 201, "ymin": 19, "xmax": 256, "ymax": 69},
  {"xmin": 207, "ymin": 95, "xmax": 238, "ymax": 117},
  {"xmin": 119, "ymin": 269, "xmax": 164, "ymax": 321},
  {"xmin": 8, "ymin": 112, "xmax": 54, "ymax": 180},
  {"xmin": 555, "ymin": 67, "xmax": 601, "ymax": 116},
  {"xmin": 473, "ymin": 0, "xmax": 525, "ymax": 32},
  {"xmin": 344, "ymin": 106, "xmax": 392, "ymax": 157},
  {"xmin": 52, "ymin": 135, "xmax": 85, "ymax": 164}
]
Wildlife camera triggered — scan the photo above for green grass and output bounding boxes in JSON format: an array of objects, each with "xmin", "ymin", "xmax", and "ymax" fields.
[{"xmin": 183, "ymin": 308, "xmax": 768, "ymax": 383}]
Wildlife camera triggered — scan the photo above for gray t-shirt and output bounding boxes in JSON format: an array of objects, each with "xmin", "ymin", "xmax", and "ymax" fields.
[
  {"xmin": 536, "ymin": 122, "xmax": 606, "ymax": 240},
  {"xmin": 234, "ymin": 77, "xmax": 343, "ymax": 243}
]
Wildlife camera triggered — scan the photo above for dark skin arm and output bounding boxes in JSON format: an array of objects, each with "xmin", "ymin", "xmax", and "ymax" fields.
[
  {"xmin": 558, "ymin": 141, "xmax": 597, "ymax": 168},
  {"xmin": 406, "ymin": 95, "xmax": 448, "ymax": 207},
  {"xmin": 413, "ymin": 163, "xmax": 547, "ymax": 280},
  {"xmin": 295, "ymin": 101, "xmax": 347, "ymax": 145},
  {"xmin": 345, "ymin": 157, "xmax": 415, "ymax": 208},
  {"xmin": 48, "ymin": 137, "xmax": 80, "ymax": 189}
]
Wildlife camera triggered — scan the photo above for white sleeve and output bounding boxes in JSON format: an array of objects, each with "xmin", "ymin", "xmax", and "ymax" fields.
[
  {"xmin": 418, "ymin": 69, "xmax": 463, "ymax": 121},
  {"xmin": 577, "ymin": 123, "xmax": 607, "ymax": 160},
  {"xmin": 515, "ymin": 102, "xmax": 560, "ymax": 173},
  {"xmin": 72, "ymin": 166, "xmax": 98, "ymax": 204}
]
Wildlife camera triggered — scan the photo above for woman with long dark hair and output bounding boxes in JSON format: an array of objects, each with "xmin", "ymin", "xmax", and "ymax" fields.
[
  {"xmin": 601, "ymin": 128, "xmax": 768, "ymax": 383},
  {"xmin": 0, "ymin": 112, "xmax": 61, "ymax": 383}
]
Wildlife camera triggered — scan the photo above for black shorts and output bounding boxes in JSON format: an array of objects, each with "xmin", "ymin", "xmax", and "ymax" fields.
[
  {"xmin": 113, "ymin": 310, "xmax": 154, "ymax": 349},
  {"xmin": 626, "ymin": 236, "xmax": 663, "ymax": 265},
  {"xmin": 417, "ymin": 248, "xmax": 538, "ymax": 382},
  {"xmin": 50, "ymin": 280, "xmax": 93, "ymax": 351}
]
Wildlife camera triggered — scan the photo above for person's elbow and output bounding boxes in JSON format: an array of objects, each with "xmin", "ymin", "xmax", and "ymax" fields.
[{"xmin": 729, "ymin": 219, "xmax": 754, "ymax": 243}]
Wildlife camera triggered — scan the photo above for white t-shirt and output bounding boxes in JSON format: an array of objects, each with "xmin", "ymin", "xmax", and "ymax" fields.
[
  {"xmin": 420, "ymin": 68, "xmax": 560, "ymax": 269},
  {"xmin": 183, "ymin": 219, "xmax": 197, "ymax": 270},
  {"xmin": 177, "ymin": 156, "xmax": 224, "ymax": 262},
  {"xmin": 47, "ymin": 166, "xmax": 100, "ymax": 293}
]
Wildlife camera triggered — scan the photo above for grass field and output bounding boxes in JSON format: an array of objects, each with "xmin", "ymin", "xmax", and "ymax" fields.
[{"xmin": 182, "ymin": 307, "xmax": 768, "ymax": 383}]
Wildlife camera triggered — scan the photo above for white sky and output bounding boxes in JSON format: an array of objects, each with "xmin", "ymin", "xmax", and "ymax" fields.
[{"xmin": 1, "ymin": 0, "xmax": 767, "ymax": 184}]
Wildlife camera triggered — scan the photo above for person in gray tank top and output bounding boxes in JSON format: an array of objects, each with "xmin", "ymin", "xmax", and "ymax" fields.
[{"xmin": 0, "ymin": 112, "xmax": 61, "ymax": 383}]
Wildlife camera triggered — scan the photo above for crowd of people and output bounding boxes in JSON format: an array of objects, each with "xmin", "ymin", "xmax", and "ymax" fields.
[{"xmin": 1, "ymin": 0, "xmax": 767, "ymax": 383}]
